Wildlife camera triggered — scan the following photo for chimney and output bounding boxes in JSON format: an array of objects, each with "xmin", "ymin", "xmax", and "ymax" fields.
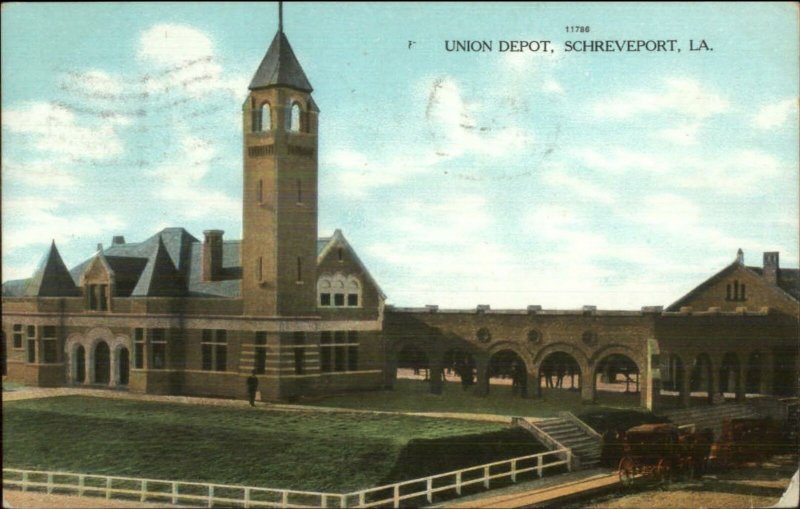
[
  {"xmin": 763, "ymin": 251, "xmax": 779, "ymax": 285},
  {"xmin": 112, "ymin": 235, "xmax": 126, "ymax": 245},
  {"xmin": 202, "ymin": 230, "xmax": 224, "ymax": 282}
]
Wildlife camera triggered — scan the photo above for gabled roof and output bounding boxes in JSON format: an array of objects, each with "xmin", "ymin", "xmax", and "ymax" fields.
[
  {"xmin": 131, "ymin": 235, "xmax": 185, "ymax": 297},
  {"xmin": 24, "ymin": 241, "xmax": 80, "ymax": 297},
  {"xmin": 317, "ymin": 229, "xmax": 386, "ymax": 299},
  {"xmin": 666, "ymin": 258, "xmax": 799, "ymax": 311},
  {"xmin": 249, "ymin": 30, "xmax": 313, "ymax": 92}
]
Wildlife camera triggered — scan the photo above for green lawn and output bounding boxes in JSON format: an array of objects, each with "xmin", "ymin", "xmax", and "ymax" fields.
[
  {"xmin": 301, "ymin": 379, "xmax": 645, "ymax": 418},
  {"xmin": 3, "ymin": 396, "xmax": 503, "ymax": 491}
]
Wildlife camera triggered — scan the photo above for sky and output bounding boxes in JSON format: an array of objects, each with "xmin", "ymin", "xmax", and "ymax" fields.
[{"xmin": 2, "ymin": 2, "xmax": 798, "ymax": 309}]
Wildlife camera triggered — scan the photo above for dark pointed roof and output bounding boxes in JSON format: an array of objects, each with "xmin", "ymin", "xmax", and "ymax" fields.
[
  {"xmin": 25, "ymin": 241, "xmax": 80, "ymax": 297},
  {"xmin": 249, "ymin": 31, "xmax": 313, "ymax": 92},
  {"xmin": 131, "ymin": 235, "xmax": 185, "ymax": 297}
]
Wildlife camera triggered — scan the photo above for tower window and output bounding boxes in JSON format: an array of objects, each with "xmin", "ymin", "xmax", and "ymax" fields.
[
  {"xmin": 290, "ymin": 102, "xmax": 301, "ymax": 132},
  {"xmin": 296, "ymin": 179, "xmax": 302, "ymax": 204},
  {"xmin": 726, "ymin": 279, "xmax": 747, "ymax": 301},
  {"xmin": 296, "ymin": 257, "xmax": 302, "ymax": 282},
  {"xmin": 256, "ymin": 257, "xmax": 263, "ymax": 282},
  {"xmin": 252, "ymin": 102, "xmax": 270, "ymax": 132},
  {"xmin": 257, "ymin": 179, "xmax": 263, "ymax": 204}
]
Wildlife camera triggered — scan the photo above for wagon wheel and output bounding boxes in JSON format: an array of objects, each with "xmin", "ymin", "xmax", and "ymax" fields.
[{"xmin": 618, "ymin": 457, "xmax": 636, "ymax": 486}]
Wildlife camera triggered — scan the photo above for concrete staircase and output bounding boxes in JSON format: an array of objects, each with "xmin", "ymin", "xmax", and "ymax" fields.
[
  {"xmin": 661, "ymin": 403, "xmax": 762, "ymax": 439},
  {"xmin": 515, "ymin": 413, "xmax": 603, "ymax": 469}
]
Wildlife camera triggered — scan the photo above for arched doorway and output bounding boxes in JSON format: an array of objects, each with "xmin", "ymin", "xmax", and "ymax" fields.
[
  {"xmin": 719, "ymin": 352, "xmax": 740, "ymax": 401},
  {"xmin": 94, "ymin": 341, "xmax": 110, "ymax": 385},
  {"xmin": 75, "ymin": 345, "xmax": 86, "ymax": 384},
  {"xmin": 443, "ymin": 349, "xmax": 476, "ymax": 390},
  {"xmin": 594, "ymin": 354, "xmax": 640, "ymax": 405},
  {"xmin": 745, "ymin": 351, "xmax": 762, "ymax": 395},
  {"xmin": 487, "ymin": 350, "xmax": 528, "ymax": 397},
  {"xmin": 118, "ymin": 347, "xmax": 130, "ymax": 386},
  {"xmin": 690, "ymin": 353, "xmax": 713, "ymax": 405},
  {"xmin": 396, "ymin": 344, "xmax": 430, "ymax": 381},
  {"xmin": 538, "ymin": 352, "xmax": 582, "ymax": 403}
]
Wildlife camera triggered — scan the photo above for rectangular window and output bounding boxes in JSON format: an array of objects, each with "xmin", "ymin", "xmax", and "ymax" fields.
[
  {"xmin": 88, "ymin": 284, "xmax": 97, "ymax": 309},
  {"xmin": 13, "ymin": 324, "xmax": 23, "ymax": 349},
  {"xmin": 320, "ymin": 293, "xmax": 331, "ymax": 306},
  {"xmin": 254, "ymin": 331, "xmax": 267, "ymax": 374},
  {"xmin": 257, "ymin": 179, "xmax": 263, "ymax": 204},
  {"xmin": 293, "ymin": 332, "xmax": 305, "ymax": 375},
  {"xmin": 252, "ymin": 109, "xmax": 262, "ymax": 133},
  {"xmin": 27, "ymin": 339, "xmax": 36, "ymax": 363},
  {"xmin": 296, "ymin": 179, "xmax": 302, "ymax": 203},
  {"xmin": 347, "ymin": 294, "xmax": 359, "ymax": 307},
  {"xmin": 320, "ymin": 331, "xmax": 332, "ymax": 372},
  {"xmin": 334, "ymin": 331, "xmax": 347, "ymax": 372},
  {"xmin": 27, "ymin": 325, "xmax": 36, "ymax": 339},
  {"xmin": 296, "ymin": 257, "xmax": 302, "ymax": 282},
  {"xmin": 99, "ymin": 285, "xmax": 108, "ymax": 311},
  {"xmin": 134, "ymin": 328, "xmax": 145, "ymax": 369},
  {"xmin": 347, "ymin": 331, "xmax": 359, "ymax": 371},
  {"xmin": 42, "ymin": 326, "xmax": 57, "ymax": 364},
  {"xmin": 201, "ymin": 329, "xmax": 228, "ymax": 372},
  {"xmin": 334, "ymin": 293, "xmax": 345, "ymax": 306},
  {"xmin": 256, "ymin": 257, "xmax": 263, "ymax": 282},
  {"xmin": 150, "ymin": 328, "xmax": 166, "ymax": 370}
]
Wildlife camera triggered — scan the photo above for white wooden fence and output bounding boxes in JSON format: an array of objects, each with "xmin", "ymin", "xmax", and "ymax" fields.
[{"xmin": 3, "ymin": 448, "xmax": 570, "ymax": 508}]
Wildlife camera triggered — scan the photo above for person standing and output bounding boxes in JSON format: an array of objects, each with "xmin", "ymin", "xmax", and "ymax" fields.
[{"xmin": 246, "ymin": 370, "xmax": 259, "ymax": 407}]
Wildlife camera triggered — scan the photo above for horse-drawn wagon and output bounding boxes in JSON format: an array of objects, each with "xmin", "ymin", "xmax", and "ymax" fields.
[{"xmin": 617, "ymin": 423, "xmax": 712, "ymax": 485}]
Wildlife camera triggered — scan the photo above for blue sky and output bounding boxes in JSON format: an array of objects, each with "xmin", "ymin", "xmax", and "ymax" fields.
[{"xmin": 2, "ymin": 2, "xmax": 798, "ymax": 309}]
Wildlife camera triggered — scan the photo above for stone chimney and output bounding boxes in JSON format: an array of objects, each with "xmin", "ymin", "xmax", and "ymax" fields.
[
  {"xmin": 763, "ymin": 251, "xmax": 779, "ymax": 285},
  {"xmin": 202, "ymin": 230, "xmax": 224, "ymax": 282},
  {"xmin": 112, "ymin": 235, "xmax": 126, "ymax": 245},
  {"xmin": 736, "ymin": 248, "xmax": 744, "ymax": 264}
]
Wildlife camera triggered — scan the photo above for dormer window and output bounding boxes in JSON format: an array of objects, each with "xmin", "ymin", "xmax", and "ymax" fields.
[
  {"xmin": 87, "ymin": 284, "xmax": 109, "ymax": 311},
  {"xmin": 726, "ymin": 280, "xmax": 747, "ymax": 301}
]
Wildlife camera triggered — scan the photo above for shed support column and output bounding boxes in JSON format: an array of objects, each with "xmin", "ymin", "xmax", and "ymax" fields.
[
  {"xmin": 680, "ymin": 370, "xmax": 691, "ymax": 408},
  {"xmin": 580, "ymin": 366, "xmax": 594, "ymax": 403},
  {"xmin": 474, "ymin": 357, "xmax": 489, "ymax": 397},
  {"xmin": 429, "ymin": 357, "xmax": 443, "ymax": 395}
]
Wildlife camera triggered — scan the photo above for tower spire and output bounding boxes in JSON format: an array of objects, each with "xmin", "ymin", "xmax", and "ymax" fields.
[{"xmin": 279, "ymin": 1, "xmax": 283, "ymax": 33}]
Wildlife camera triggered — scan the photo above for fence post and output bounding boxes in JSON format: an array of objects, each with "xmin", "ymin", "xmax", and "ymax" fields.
[
  {"xmin": 359, "ymin": 491, "xmax": 366, "ymax": 507},
  {"xmin": 483, "ymin": 466, "xmax": 490, "ymax": 489},
  {"xmin": 566, "ymin": 449, "xmax": 573, "ymax": 472},
  {"xmin": 243, "ymin": 487, "xmax": 250, "ymax": 509},
  {"xmin": 511, "ymin": 459, "xmax": 517, "ymax": 483},
  {"xmin": 537, "ymin": 455, "xmax": 543, "ymax": 478},
  {"xmin": 106, "ymin": 477, "xmax": 112, "ymax": 499},
  {"xmin": 282, "ymin": 490, "xmax": 288, "ymax": 507},
  {"xmin": 340, "ymin": 493, "xmax": 347, "ymax": 509},
  {"xmin": 393, "ymin": 485, "xmax": 400, "ymax": 508},
  {"xmin": 78, "ymin": 474, "xmax": 85, "ymax": 496},
  {"xmin": 208, "ymin": 485, "xmax": 214, "ymax": 508},
  {"xmin": 321, "ymin": 494, "xmax": 328, "ymax": 508},
  {"xmin": 456, "ymin": 472, "xmax": 462, "ymax": 495},
  {"xmin": 172, "ymin": 482, "xmax": 179, "ymax": 505},
  {"xmin": 47, "ymin": 473, "xmax": 53, "ymax": 494},
  {"xmin": 426, "ymin": 478, "xmax": 433, "ymax": 503},
  {"xmin": 141, "ymin": 480, "xmax": 147, "ymax": 502},
  {"xmin": 21, "ymin": 471, "xmax": 28, "ymax": 492}
]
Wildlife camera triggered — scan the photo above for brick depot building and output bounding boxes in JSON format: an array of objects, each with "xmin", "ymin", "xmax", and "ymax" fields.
[{"xmin": 2, "ymin": 27, "xmax": 798, "ymax": 408}]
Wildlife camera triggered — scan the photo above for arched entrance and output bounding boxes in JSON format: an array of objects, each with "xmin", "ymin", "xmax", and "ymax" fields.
[
  {"xmin": 396, "ymin": 344, "xmax": 430, "ymax": 381},
  {"xmin": 443, "ymin": 349, "xmax": 476, "ymax": 390},
  {"xmin": 94, "ymin": 341, "xmax": 110, "ymax": 385},
  {"xmin": 118, "ymin": 347, "xmax": 130, "ymax": 386},
  {"xmin": 75, "ymin": 345, "xmax": 86, "ymax": 384},
  {"xmin": 719, "ymin": 352, "xmax": 741, "ymax": 401},
  {"xmin": 538, "ymin": 352, "xmax": 582, "ymax": 403},
  {"xmin": 745, "ymin": 351, "xmax": 762, "ymax": 395},
  {"xmin": 487, "ymin": 350, "xmax": 528, "ymax": 397},
  {"xmin": 690, "ymin": 353, "xmax": 713, "ymax": 405},
  {"xmin": 594, "ymin": 354, "xmax": 640, "ymax": 405}
]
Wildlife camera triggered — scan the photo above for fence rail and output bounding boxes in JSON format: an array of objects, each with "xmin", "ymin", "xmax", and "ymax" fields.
[{"xmin": 4, "ymin": 448, "xmax": 569, "ymax": 508}]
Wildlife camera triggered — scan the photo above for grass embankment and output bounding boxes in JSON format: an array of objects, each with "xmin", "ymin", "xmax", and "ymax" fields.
[
  {"xmin": 3, "ymin": 396, "xmax": 505, "ymax": 491},
  {"xmin": 302, "ymin": 379, "xmax": 645, "ymax": 418}
]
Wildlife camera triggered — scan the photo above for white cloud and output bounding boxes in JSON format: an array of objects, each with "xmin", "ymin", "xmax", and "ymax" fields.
[
  {"xmin": 657, "ymin": 122, "xmax": 701, "ymax": 145},
  {"xmin": 138, "ymin": 24, "xmax": 246, "ymax": 98},
  {"xmin": 593, "ymin": 78, "xmax": 729, "ymax": 120},
  {"xmin": 575, "ymin": 146, "xmax": 671, "ymax": 174},
  {"xmin": 2, "ymin": 102, "xmax": 127, "ymax": 160},
  {"xmin": 542, "ymin": 79, "xmax": 564, "ymax": 94},
  {"xmin": 674, "ymin": 149, "xmax": 785, "ymax": 194},
  {"xmin": 63, "ymin": 70, "xmax": 124, "ymax": 97},
  {"xmin": 754, "ymin": 98, "xmax": 798, "ymax": 129},
  {"xmin": 2, "ymin": 197, "xmax": 125, "ymax": 251},
  {"xmin": 542, "ymin": 171, "xmax": 615, "ymax": 204},
  {"xmin": 2, "ymin": 159, "xmax": 79, "ymax": 189}
]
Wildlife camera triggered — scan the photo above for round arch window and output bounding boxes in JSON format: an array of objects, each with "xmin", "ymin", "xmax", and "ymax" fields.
[
  {"xmin": 476, "ymin": 327, "xmax": 492, "ymax": 344},
  {"xmin": 527, "ymin": 329, "xmax": 542, "ymax": 344}
]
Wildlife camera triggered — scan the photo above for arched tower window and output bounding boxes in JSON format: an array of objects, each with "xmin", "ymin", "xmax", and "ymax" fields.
[
  {"xmin": 290, "ymin": 102, "xmax": 302, "ymax": 132},
  {"xmin": 260, "ymin": 103, "xmax": 271, "ymax": 131}
]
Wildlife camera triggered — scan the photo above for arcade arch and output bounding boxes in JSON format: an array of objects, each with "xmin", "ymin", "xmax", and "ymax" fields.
[{"xmin": 593, "ymin": 353, "xmax": 641, "ymax": 404}]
